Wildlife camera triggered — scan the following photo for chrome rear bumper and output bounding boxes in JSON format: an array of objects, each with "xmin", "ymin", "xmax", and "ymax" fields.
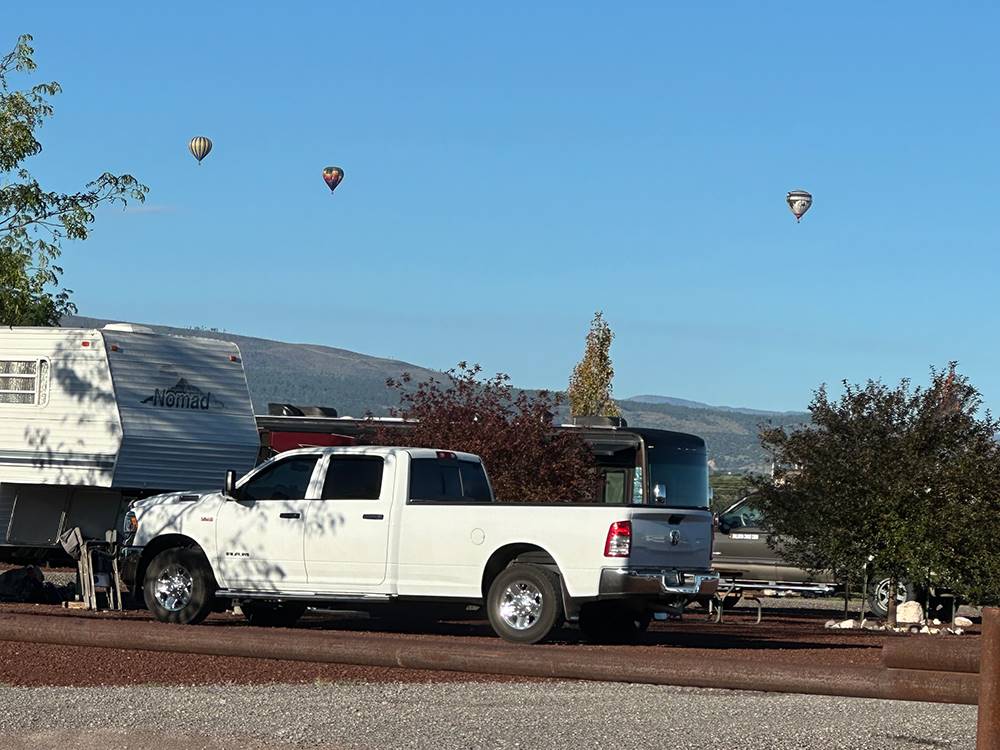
[{"xmin": 599, "ymin": 568, "xmax": 720, "ymax": 598}]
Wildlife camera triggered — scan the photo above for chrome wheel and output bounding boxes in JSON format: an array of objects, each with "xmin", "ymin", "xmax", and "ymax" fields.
[
  {"xmin": 154, "ymin": 564, "xmax": 193, "ymax": 612},
  {"xmin": 874, "ymin": 579, "xmax": 908, "ymax": 610},
  {"xmin": 498, "ymin": 580, "xmax": 543, "ymax": 631}
]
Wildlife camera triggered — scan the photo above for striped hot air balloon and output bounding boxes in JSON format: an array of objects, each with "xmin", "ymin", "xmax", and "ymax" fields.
[
  {"xmin": 322, "ymin": 166, "xmax": 344, "ymax": 193},
  {"xmin": 786, "ymin": 189, "xmax": 812, "ymax": 222},
  {"xmin": 188, "ymin": 136, "xmax": 213, "ymax": 164}
]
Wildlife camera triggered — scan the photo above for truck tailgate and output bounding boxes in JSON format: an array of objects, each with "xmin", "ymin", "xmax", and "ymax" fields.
[{"xmin": 628, "ymin": 509, "xmax": 713, "ymax": 570}]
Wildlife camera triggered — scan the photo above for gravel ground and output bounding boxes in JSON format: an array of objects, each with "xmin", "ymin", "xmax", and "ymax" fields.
[{"xmin": 0, "ymin": 681, "xmax": 978, "ymax": 750}]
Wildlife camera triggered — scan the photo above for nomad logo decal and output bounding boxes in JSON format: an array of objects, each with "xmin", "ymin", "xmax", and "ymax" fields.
[
  {"xmin": 141, "ymin": 378, "xmax": 225, "ymax": 410},
  {"xmin": 225, "ymin": 551, "xmax": 250, "ymax": 557}
]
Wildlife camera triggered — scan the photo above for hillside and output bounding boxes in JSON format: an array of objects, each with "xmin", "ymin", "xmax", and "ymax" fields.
[{"xmin": 66, "ymin": 316, "xmax": 808, "ymax": 471}]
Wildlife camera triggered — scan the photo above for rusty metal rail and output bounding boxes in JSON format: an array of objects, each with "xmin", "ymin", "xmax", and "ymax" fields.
[
  {"xmin": 0, "ymin": 608, "xmax": 997, "ymax": 744},
  {"xmin": 0, "ymin": 610, "xmax": 981, "ymax": 706},
  {"xmin": 883, "ymin": 638, "xmax": 980, "ymax": 674}
]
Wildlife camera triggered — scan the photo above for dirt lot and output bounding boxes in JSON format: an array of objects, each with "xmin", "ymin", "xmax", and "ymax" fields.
[{"xmin": 0, "ymin": 597, "xmax": 980, "ymax": 687}]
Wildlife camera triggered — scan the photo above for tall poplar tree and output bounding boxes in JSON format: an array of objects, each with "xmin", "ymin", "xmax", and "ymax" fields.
[{"xmin": 568, "ymin": 311, "xmax": 620, "ymax": 418}]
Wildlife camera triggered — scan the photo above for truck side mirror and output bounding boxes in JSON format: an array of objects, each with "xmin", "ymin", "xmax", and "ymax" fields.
[{"xmin": 224, "ymin": 470, "xmax": 237, "ymax": 500}]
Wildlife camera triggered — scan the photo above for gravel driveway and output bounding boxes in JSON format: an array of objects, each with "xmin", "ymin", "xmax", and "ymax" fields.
[{"xmin": 0, "ymin": 681, "xmax": 977, "ymax": 750}]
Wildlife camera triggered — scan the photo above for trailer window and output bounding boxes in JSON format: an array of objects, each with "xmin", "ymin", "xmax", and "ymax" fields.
[
  {"xmin": 322, "ymin": 456, "xmax": 384, "ymax": 500},
  {"xmin": 0, "ymin": 360, "xmax": 49, "ymax": 406},
  {"xmin": 409, "ymin": 458, "xmax": 492, "ymax": 503}
]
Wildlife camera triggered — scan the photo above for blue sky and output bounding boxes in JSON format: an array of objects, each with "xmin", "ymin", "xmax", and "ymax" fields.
[{"xmin": 6, "ymin": 3, "xmax": 1000, "ymax": 412}]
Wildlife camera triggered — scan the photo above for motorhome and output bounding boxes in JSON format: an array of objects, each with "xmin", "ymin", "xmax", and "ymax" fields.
[{"xmin": 0, "ymin": 324, "xmax": 259, "ymax": 554}]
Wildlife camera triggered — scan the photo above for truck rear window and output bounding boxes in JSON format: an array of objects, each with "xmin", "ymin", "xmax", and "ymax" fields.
[{"xmin": 409, "ymin": 458, "xmax": 492, "ymax": 503}]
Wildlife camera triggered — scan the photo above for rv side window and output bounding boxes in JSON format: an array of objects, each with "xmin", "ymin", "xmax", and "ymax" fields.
[
  {"xmin": 0, "ymin": 359, "xmax": 49, "ymax": 406},
  {"xmin": 238, "ymin": 456, "xmax": 319, "ymax": 501},
  {"xmin": 322, "ymin": 456, "xmax": 384, "ymax": 500}
]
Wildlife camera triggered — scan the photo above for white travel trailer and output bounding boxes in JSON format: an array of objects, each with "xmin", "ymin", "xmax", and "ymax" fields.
[{"xmin": 0, "ymin": 324, "xmax": 260, "ymax": 553}]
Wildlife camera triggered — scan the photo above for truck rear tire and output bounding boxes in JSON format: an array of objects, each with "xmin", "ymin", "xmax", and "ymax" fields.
[
  {"xmin": 486, "ymin": 564, "xmax": 563, "ymax": 644},
  {"xmin": 143, "ymin": 547, "xmax": 216, "ymax": 625},
  {"xmin": 242, "ymin": 601, "xmax": 307, "ymax": 628}
]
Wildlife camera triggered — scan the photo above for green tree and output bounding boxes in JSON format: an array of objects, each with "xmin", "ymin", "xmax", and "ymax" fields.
[
  {"xmin": 568, "ymin": 311, "xmax": 620, "ymax": 418},
  {"xmin": 1, "ymin": 34, "xmax": 148, "ymax": 326},
  {"xmin": 752, "ymin": 364, "xmax": 1000, "ymax": 626}
]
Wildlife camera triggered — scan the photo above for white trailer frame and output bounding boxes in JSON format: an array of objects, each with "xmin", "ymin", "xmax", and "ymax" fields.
[{"xmin": 0, "ymin": 323, "xmax": 260, "ymax": 551}]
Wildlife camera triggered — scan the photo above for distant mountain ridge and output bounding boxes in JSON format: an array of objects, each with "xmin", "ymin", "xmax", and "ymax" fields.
[
  {"xmin": 626, "ymin": 394, "xmax": 802, "ymax": 416},
  {"xmin": 66, "ymin": 315, "xmax": 808, "ymax": 471}
]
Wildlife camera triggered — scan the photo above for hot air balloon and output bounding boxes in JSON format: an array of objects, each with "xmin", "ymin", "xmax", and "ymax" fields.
[
  {"xmin": 322, "ymin": 166, "xmax": 344, "ymax": 194},
  {"xmin": 786, "ymin": 190, "xmax": 812, "ymax": 222},
  {"xmin": 188, "ymin": 136, "xmax": 213, "ymax": 164}
]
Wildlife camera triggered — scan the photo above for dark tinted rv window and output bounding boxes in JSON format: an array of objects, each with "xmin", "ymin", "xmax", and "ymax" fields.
[
  {"xmin": 240, "ymin": 455, "xmax": 319, "ymax": 501},
  {"xmin": 409, "ymin": 458, "xmax": 492, "ymax": 503},
  {"xmin": 322, "ymin": 456, "xmax": 384, "ymax": 500},
  {"xmin": 646, "ymin": 444, "xmax": 709, "ymax": 509}
]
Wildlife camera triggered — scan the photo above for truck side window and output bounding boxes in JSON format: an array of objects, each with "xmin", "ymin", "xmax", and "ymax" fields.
[
  {"xmin": 409, "ymin": 458, "xmax": 492, "ymax": 503},
  {"xmin": 322, "ymin": 456, "xmax": 384, "ymax": 500},
  {"xmin": 458, "ymin": 461, "xmax": 492, "ymax": 502},
  {"xmin": 239, "ymin": 456, "xmax": 319, "ymax": 501}
]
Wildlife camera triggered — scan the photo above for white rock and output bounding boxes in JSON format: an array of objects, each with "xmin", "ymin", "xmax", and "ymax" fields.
[
  {"xmin": 954, "ymin": 616, "xmax": 973, "ymax": 628},
  {"xmin": 762, "ymin": 589, "xmax": 777, "ymax": 597},
  {"xmin": 831, "ymin": 619, "xmax": 856, "ymax": 629},
  {"xmin": 932, "ymin": 618, "xmax": 941, "ymax": 626},
  {"xmin": 824, "ymin": 620, "xmax": 837, "ymax": 629},
  {"xmin": 896, "ymin": 600, "xmax": 924, "ymax": 625},
  {"xmin": 919, "ymin": 626, "xmax": 931, "ymax": 634}
]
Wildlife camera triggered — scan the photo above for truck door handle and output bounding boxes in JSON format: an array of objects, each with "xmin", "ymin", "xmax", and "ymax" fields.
[
  {"xmin": 362, "ymin": 513, "xmax": 384, "ymax": 520},
  {"xmin": 279, "ymin": 512, "xmax": 300, "ymax": 519}
]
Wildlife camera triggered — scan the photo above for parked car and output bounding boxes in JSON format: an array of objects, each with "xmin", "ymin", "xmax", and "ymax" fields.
[
  {"xmin": 120, "ymin": 446, "xmax": 719, "ymax": 643},
  {"xmin": 713, "ymin": 496, "xmax": 837, "ymax": 597},
  {"xmin": 712, "ymin": 496, "xmax": 960, "ymax": 619}
]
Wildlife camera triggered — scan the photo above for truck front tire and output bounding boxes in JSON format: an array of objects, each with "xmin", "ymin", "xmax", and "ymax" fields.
[
  {"xmin": 486, "ymin": 564, "xmax": 563, "ymax": 644},
  {"xmin": 143, "ymin": 547, "xmax": 216, "ymax": 625}
]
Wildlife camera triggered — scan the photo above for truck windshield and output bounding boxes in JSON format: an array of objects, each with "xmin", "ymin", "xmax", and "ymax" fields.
[{"xmin": 646, "ymin": 445, "xmax": 709, "ymax": 509}]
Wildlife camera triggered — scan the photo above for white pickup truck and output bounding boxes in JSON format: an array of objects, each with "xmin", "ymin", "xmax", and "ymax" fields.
[{"xmin": 121, "ymin": 446, "xmax": 718, "ymax": 643}]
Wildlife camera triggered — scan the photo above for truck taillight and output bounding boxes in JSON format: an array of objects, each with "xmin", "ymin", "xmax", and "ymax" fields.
[{"xmin": 604, "ymin": 520, "xmax": 631, "ymax": 557}]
